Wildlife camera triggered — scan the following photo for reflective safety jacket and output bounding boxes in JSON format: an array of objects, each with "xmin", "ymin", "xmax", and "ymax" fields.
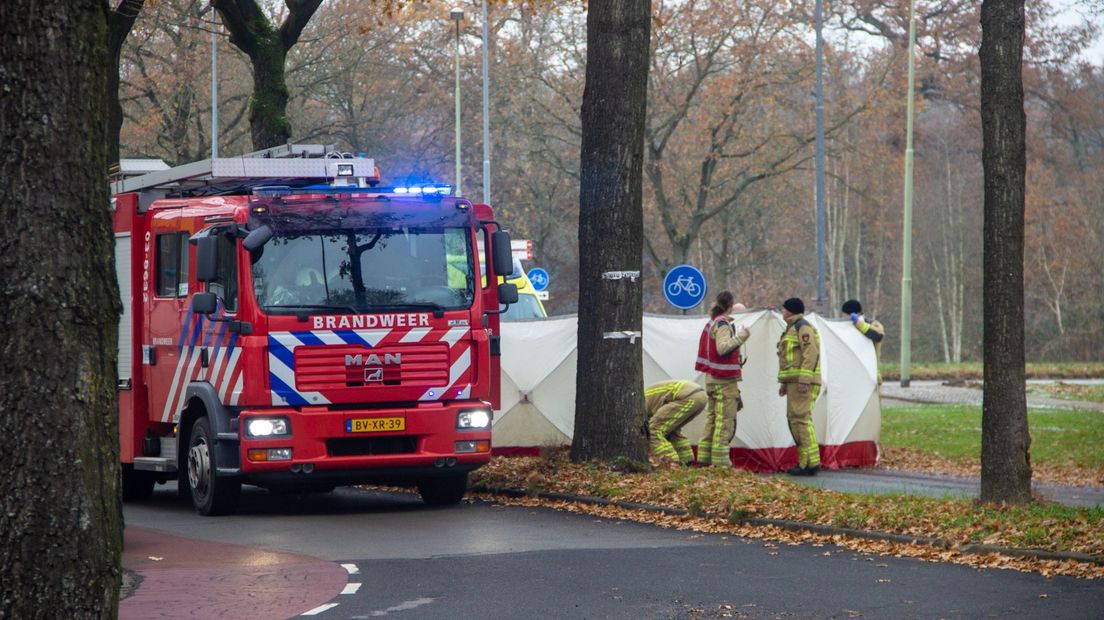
[
  {"xmin": 854, "ymin": 315, "xmax": 885, "ymax": 383},
  {"xmin": 777, "ymin": 313, "xmax": 821, "ymax": 385},
  {"xmin": 695, "ymin": 317, "xmax": 746, "ymax": 380},
  {"xmin": 644, "ymin": 379, "xmax": 704, "ymax": 414}
]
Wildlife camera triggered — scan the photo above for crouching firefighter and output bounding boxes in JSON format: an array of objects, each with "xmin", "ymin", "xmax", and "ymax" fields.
[{"xmin": 644, "ymin": 380, "xmax": 708, "ymax": 465}]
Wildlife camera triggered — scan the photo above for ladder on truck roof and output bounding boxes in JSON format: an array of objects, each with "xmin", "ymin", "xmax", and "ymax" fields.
[{"xmin": 110, "ymin": 143, "xmax": 379, "ymax": 199}]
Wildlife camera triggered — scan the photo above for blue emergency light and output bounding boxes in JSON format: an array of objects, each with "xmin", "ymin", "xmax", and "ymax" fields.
[
  {"xmin": 249, "ymin": 182, "xmax": 453, "ymax": 198},
  {"xmin": 393, "ymin": 184, "xmax": 453, "ymax": 196}
]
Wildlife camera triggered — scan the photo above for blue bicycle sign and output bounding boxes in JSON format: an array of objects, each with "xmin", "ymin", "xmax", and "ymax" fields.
[
  {"xmin": 663, "ymin": 264, "xmax": 707, "ymax": 310},
  {"xmin": 528, "ymin": 268, "xmax": 550, "ymax": 291}
]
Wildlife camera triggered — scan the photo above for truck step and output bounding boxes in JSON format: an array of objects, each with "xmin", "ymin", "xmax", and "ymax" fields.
[{"xmin": 133, "ymin": 457, "xmax": 177, "ymax": 473}]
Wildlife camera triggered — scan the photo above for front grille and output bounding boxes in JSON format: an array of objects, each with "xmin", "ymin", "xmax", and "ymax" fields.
[
  {"xmin": 327, "ymin": 436, "xmax": 418, "ymax": 457},
  {"xmin": 295, "ymin": 343, "xmax": 451, "ymax": 391}
]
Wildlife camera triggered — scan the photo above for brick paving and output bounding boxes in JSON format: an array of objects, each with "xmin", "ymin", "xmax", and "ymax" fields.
[{"xmin": 121, "ymin": 526, "xmax": 347, "ymax": 619}]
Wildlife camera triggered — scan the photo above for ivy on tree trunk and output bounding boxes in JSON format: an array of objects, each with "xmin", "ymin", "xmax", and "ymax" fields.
[
  {"xmin": 979, "ymin": 0, "xmax": 1032, "ymax": 504},
  {"xmin": 571, "ymin": 0, "xmax": 651, "ymax": 464},
  {"xmin": 0, "ymin": 1, "xmax": 123, "ymax": 616},
  {"xmin": 214, "ymin": 0, "xmax": 323, "ymax": 150}
]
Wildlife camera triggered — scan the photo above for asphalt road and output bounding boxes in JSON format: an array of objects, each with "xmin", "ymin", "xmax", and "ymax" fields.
[{"xmin": 123, "ymin": 483, "xmax": 1104, "ymax": 619}]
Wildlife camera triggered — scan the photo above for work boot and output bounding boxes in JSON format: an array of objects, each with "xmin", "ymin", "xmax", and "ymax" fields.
[
  {"xmin": 804, "ymin": 465, "xmax": 820, "ymax": 476},
  {"xmin": 786, "ymin": 466, "xmax": 805, "ymax": 476}
]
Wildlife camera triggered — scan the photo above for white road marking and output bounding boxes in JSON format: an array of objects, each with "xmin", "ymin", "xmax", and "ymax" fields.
[
  {"xmin": 302, "ymin": 602, "xmax": 339, "ymax": 616},
  {"xmin": 342, "ymin": 563, "xmax": 360, "ymax": 575},
  {"xmin": 358, "ymin": 597, "xmax": 436, "ymax": 617},
  {"xmin": 342, "ymin": 583, "xmax": 362, "ymax": 595}
]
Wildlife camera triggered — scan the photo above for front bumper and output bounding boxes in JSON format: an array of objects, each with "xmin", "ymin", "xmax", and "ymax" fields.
[{"xmin": 234, "ymin": 402, "xmax": 492, "ymax": 484}]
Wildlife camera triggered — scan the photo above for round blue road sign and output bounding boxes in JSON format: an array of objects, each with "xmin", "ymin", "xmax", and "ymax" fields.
[
  {"xmin": 527, "ymin": 268, "xmax": 550, "ymax": 291},
  {"xmin": 663, "ymin": 264, "xmax": 707, "ymax": 310}
]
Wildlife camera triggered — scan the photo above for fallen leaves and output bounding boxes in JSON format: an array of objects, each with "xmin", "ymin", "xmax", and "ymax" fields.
[
  {"xmin": 879, "ymin": 447, "xmax": 1104, "ymax": 487},
  {"xmin": 470, "ymin": 451, "xmax": 1104, "ymax": 580}
]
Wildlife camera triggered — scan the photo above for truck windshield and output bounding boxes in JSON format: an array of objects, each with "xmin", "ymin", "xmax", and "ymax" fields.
[{"xmin": 253, "ymin": 227, "xmax": 475, "ymax": 314}]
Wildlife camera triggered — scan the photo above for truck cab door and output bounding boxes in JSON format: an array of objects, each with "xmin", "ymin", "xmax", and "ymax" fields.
[
  {"xmin": 143, "ymin": 209, "xmax": 193, "ymax": 424},
  {"xmin": 195, "ymin": 229, "xmax": 243, "ymax": 406}
]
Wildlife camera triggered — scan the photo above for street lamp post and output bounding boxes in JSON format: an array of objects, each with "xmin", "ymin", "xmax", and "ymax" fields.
[
  {"xmin": 451, "ymin": 7, "xmax": 464, "ymax": 197},
  {"xmin": 814, "ymin": 0, "xmax": 826, "ymax": 310},
  {"xmin": 211, "ymin": 25, "xmax": 219, "ymax": 158},
  {"xmin": 480, "ymin": 0, "xmax": 491, "ymax": 205},
  {"xmin": 900, "ymin": 0, "xmax": 917, "ymax": 388}
]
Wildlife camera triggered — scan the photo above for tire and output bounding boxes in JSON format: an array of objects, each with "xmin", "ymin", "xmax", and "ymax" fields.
[
  {"xmin": 186, "ymin": 417, "xmax": 241, "ymax": 516},
  {"xmin": 121, "ymin": 464, "xmax": 156, "ymax": 501},
  {"xmin": 417, "ymin": 472, "xmax": 469, "ymax": 506}
]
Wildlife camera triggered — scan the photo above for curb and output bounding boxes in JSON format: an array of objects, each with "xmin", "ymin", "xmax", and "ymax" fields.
[{"xmin": 472, "ymin": 484, "xmax": 1104, "ymax": 566}]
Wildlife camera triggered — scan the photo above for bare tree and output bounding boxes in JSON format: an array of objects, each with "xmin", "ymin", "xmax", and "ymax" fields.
[
  {"xmin": 571, "ymin": 0, "xmax": 651, "ymax": 463},
  {"xmin": 979, "ymin": 0, "xmax": 1031, "ymax": 504},
  {"xmin": 0, "ymin": 1, "xmax": 123, "ymax": 616},
  {"xmin": 109, "ymin": 0, "xmax": 146, "ymax": 163},
  {"xmin": 923, "ymin": 114, "xmax": 976, "ymax": 363},
  {"xmin": 213, "ymin": 0, "xmax": 323, "ymax": 149}
]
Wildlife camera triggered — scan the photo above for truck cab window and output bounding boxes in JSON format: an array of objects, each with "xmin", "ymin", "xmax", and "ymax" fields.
[
  {"xmin": 206, "ymin": 233, "xmax": 238, "ymax": 312},
  {"xmin": 253, "ymin": 227, "xmax": 474, "ymax": 314},
  {"xmin": 155, "ymin": 232, "xmax": 189, "ymax": 298}
]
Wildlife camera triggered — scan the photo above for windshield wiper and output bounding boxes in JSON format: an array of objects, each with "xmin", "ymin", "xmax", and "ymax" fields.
[
  {"xmin": 263, "ymin": 304, "xmax": 360, "ymax": 314},
  {"xmin": 374, "ymin": 302, "xmax": 448, "ymax": 316}
]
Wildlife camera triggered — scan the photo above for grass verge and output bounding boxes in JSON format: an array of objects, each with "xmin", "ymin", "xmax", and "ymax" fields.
[{"xmin": 880, "ymin": 404, "xmax": 1104, "ymax": 485}]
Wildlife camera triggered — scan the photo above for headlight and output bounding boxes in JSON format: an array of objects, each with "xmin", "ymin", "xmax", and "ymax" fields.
[
  {"xmin": 457, "ymin": 408, "xmax": 492, "ymax": 430},
  {"xmin": 245, "ymin": 417, "xmax": 291, "ymax": 438}
]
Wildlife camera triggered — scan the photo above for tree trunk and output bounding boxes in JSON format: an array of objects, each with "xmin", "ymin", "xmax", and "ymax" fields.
[
  {"xmin": 0, "ymin": 1, "xmax": 123, "ymax": 617},
  {"xmin": 979, "ymin": 0, "xmax": 1031, "ymax": 505},
  {"xmin": 214, "ymin": 0, "xmax": 323, "ymax": 151},
  {"xmin": 571, "ymin": 0, "xmax": 651, "ymax": 464},
  {"xmin": 247, "ymin": 42, "xmax": 293, "ymax": 149}
]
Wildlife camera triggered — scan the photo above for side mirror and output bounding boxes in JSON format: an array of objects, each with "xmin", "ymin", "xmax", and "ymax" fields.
[
  {"xmin": 196, "ymin": 236, "xmax": 218, "ymax": 282},
  {"xmin": 497, "ymin": 282, "xmax": 519, "ymax": 305},
  {"xmin": 243, "ymin": 224, "xmax": 273, "ymax": 252},
  {"xmin": 491, "ymin": 230, "xmax": 512, "ymax": 277},
  {"xmin": 192, "ymin": 291, "xmax": 217, "ymax": 315}
]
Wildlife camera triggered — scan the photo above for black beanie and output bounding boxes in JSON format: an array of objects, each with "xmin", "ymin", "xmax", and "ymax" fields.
[
  {"xmin": 841, "ymin": 299, "xmax": 862, "ymax": 315},
  {"xmin": 783, "ymin": 297, "xmax": 804, "ymax": 314}
]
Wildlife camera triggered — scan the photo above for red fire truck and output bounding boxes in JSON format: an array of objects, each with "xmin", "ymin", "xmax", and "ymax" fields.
[{"xmin": 111, "ymin": 144, "xmax": 518, "ymax": 515}]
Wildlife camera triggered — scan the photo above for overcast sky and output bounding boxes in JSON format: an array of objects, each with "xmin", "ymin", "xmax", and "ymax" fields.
[{"xmin": 1054, "ymin": 0, "xmax": 1104, "ymax": 64}]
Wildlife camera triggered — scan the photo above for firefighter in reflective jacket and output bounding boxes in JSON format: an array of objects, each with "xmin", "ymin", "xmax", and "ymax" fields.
[
  {"xmin": 841, "ymin": 299, "xmax": 885, "ymax": 385},
  {"xmin": 777, "ymin": 297, "xmax": 821, "ymax": 476},
  {"xmin": 645, "ymin": 380, "xmax": 708, "ymax": 465},
  {"xmin": 695, "ymin": 291, "xmax": 751, "ymax": 467}
]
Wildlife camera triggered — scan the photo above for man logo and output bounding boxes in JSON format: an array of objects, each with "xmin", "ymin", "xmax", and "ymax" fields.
[
  {"xmin": 345, "ymin": 353, "xmax": 401, "ymax": 366},
  {"xmin": 364, "ymin": 367, "xmax": 384, "ymax": 383}
]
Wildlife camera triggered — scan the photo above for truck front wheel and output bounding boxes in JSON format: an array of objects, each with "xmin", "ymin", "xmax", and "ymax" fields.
[
  {"xmin": 417, "ymin": 472, "xmax": 469, "ymax": 506},
  {"xmin": 186, "ymin": 417, "xmax": 241, "ymax": 516}
]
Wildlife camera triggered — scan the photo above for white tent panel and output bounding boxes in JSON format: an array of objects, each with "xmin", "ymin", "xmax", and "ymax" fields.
[
  {"xmin": 811, "ymin": 315, "xmax": 879, "ymax": 445},
  {"xmin": 495, "ymin": 311, "xmax": 880, "ymax": 468},
  {"xmin": 529, "ymin": 349, "xmax": 578, "ymax": 439},
  {"xmin": 493, "ymin": 402, "xmax": 570, "ymax": 447}
]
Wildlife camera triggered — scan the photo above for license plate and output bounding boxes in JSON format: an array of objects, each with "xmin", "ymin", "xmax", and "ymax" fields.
[{"xmin": 346, "ymin": 417, "xmax": 405, "ymax": 433}]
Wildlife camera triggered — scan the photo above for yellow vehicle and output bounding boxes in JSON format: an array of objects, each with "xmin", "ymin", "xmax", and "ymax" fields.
[{"xmin": 502, "ymin": 257, "xmax": 547, "ymax": 321}]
